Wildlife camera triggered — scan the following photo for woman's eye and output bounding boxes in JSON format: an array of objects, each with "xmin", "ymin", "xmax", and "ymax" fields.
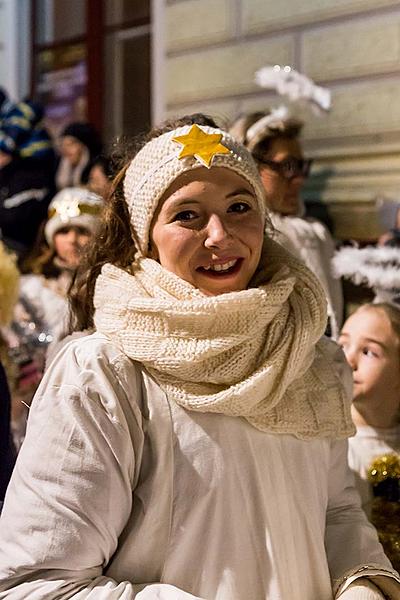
[
  {"xmin": 228, "ymin": 201, "xmax": 251, "ymax": 214},
  {"xmin": 174, "ymin": 210, "xmax": 197, "ymax": 222}
]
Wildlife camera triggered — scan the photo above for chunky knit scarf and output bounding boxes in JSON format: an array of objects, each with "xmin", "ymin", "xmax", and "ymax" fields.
[{"xmin": 94, "ymin": 238, "xmax": 354, "ymax": 439}]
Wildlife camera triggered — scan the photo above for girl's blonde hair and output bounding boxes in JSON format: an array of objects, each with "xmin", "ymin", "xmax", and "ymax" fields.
[{"xmin": 0, "ymin": 241, "xmax": 19, "ymax": 326}]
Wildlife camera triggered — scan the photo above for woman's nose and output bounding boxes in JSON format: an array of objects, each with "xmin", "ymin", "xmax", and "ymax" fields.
[{"xmin": 204, "ymin": 214, "xmax": 230, "ymax": 249}]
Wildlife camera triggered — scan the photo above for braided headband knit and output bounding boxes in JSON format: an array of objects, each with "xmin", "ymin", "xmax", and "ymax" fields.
[{"xmin": 123, "ymin": 124, "xmax": 267, "ymax": 255}]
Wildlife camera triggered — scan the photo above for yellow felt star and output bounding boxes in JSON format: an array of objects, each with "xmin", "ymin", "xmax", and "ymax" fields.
[{"xmin": 172, "ymin": 124, "xmax": 231, "ymax": 168}]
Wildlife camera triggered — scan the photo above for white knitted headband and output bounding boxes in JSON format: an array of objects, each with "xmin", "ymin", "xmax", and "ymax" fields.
[
  {"xmin": 45, "ymin": 187, "xmax": 104, "ymax": 246},
  {"xmin": 123, "ymin": 124, "xmax": 267, "ymax": 255}
]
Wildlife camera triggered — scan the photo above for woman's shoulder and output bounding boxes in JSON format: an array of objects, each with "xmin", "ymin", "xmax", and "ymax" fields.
[
  {"xmin": 38, "ymin": 332, "xmax": 146, "ymax": 431},
  {"xmin": 42, "ymin": 331, "xmax": 144, "ymax": 403},
  {"xmin": 50, "ymin": 331, "xmax": 140, "ymax": 377}
]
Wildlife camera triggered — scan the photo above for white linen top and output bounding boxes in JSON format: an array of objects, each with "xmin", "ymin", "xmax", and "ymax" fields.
[{"xmin": 0, "ymin": 334, "xmax": 398, "ymax": 600}]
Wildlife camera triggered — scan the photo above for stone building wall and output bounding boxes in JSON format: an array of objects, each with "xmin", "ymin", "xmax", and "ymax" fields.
[{"xmin": 164, "ymin": 0, "xmax": 400, "ymax": 240}]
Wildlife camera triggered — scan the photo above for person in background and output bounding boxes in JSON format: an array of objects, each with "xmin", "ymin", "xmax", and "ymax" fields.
[
  {"xmin": 87, "ymin": 155, "xmax": 114, "ymax": 200},
  {"xmin": 338, "ymin": 303, "xmax": 400, "ymax": 572},
  {"xmin": 55, "ymin": 122, "xmax": 102, "ymax": 190},
  {"xmin": 338, "ymin": 303, "xmax": 400, "ymax": 511},
  {"xmin": 0, "ymin": 115, "xmax": 398, "ymax": 600},
  {"xmin": 0, "ymin": 241, "xmax": 19, "ymax": 508},
  {"xmin": 229, "ymin": 109, "xmax": 343, "ymax": 338},
  {"xmin": 376, "ymin": 199, "xmax": 400, "ymax": 247},
  {"xmin": 5, "ymin": 187, "xmax": 104, "ymax": 451},
  {"xmin": 0, "ymin": 88, "xmax": 12, "ymax": 118},
  {"xmin": 0, "ymin": 96, "xmax": 56, "ymax": 261},
  {"xmin": 19, "ymin": 186, "xmax": 104, "ymax": 342}
]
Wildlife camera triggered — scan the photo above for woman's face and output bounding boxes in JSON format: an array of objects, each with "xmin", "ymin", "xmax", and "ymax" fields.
[
  {"xmin": 60, "ymin": 136, "xmax": 85, "ymax": 166},
  {"xmin": 150, "ymin": 167, "xmax": 264, "ymax": 296},
  {"xmin": 88, "ymin": 164, "xmax": 112, "ymax": 199},
  {"xmin": 258, "ymin": 137, "xmax": 305, "ymax": 216},
  {"xmin": 0, "ymin": 151, "xmax": 12, "ymax": 169},
  {"xmin": 53, "ymin": 225, "xmax": 91, "ymax": 267},
  {"xmin": 338, "ymin": 307, "xmax": 400, "ymax": 425}
]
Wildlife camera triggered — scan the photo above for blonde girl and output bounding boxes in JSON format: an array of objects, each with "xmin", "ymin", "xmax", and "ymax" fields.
[{"xmin": 339, "ymin": 303, "xmax": 400, "ymax": 510}]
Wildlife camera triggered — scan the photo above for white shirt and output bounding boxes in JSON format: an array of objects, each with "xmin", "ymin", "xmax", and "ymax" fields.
[{"xmin": 0, "ymin": 334, "xmax": 398, "ymax": 599}]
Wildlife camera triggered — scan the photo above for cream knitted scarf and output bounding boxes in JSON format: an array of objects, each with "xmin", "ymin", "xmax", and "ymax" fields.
[{"xmin": 94, "ymin": 238, "xmax": 354, "ymax": 439}]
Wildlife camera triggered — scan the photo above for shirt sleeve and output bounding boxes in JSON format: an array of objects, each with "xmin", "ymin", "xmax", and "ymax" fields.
[
  {"xmin": 0, "ymin": 340, "xmax": 205, "ymax": 600},
  {"xmin": 325, "ymin": 439, "xmax": 400, "ymax": 599}
]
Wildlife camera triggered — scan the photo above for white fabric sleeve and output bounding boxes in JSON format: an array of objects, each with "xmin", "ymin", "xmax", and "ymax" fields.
[
  {"xmin": 337, "ymin": 578, "xmax": 384, "ymax": 599},
  {"xmin": 325, "ymin": 439, "xmax": 400, "ymax": 599},
  {"xmin": 0, "ymin": 343, "xmax": 205, "ymax": 600}
]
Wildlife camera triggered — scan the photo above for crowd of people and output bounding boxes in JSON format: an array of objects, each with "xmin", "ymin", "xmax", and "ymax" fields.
[
  {"xmin": 0, "ymin": 88, "xmax": 109, "ymax": 474},
  {"xmin": 0, "ymin": 92, "xmax": 398, "ymax": 599}
]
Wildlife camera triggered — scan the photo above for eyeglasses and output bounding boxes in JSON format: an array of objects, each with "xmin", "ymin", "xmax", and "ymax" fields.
[{"xmin": 254, "ymin": 156, "xmax": 313, "ymax": 180}]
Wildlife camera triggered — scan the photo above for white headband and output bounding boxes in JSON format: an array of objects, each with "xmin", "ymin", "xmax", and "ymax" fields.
[
  {"xmin": 245, "ymin": 106, "xmax": 290, "ymax": 145},
  {"xmin": 45, "ymin": 187, "xmax": 103, "ymax": 246}
]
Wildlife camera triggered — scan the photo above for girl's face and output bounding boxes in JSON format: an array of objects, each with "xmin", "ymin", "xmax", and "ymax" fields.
[
  {"xmin": 150, "ymin": 167, "xmax": 264, "ymax": 296},
  {"xmin": 338, "ymin": 307, "xmax": 400, "ymax": 424},
  {"xmin": 88, "ymin": 165, "xmax": 112, "ymax": 199},
  {"xmin": 0, "ymin": 151, "xmax": 12, "ymax": 169},
  {"xmin": 258, "ymin": 137, "xmax": 305, "ymax": 216},
  {"xmin": 60, "ymin": 136, "xmax": 85, "ymax": 166},
  {"xmin": 53, "ymin": 225, "xmax": 91, "ymax": 267}
]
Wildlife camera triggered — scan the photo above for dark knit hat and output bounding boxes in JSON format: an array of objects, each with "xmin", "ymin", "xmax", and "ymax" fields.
[
  {"xmin": 61, "ymin": 122, "xmax": 102, "ymax": 158},
  {"xmin": 0, "ymin": 99, "xmax": 53, "ymax": 160}
]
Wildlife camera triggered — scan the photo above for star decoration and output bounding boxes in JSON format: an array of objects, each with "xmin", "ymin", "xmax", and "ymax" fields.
[{"xmin": 172, "ymin": 124, "xmax": 231, "ymax": 168}]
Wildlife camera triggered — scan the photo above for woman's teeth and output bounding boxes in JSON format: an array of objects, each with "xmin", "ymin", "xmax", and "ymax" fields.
[{"xmin": 203, "ymin": 259, "xmax": 237, "ymax": 272}]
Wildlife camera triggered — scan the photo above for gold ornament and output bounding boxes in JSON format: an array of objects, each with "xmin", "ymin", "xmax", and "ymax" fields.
[
  {"xmin": 367, "ymin": 453, "xmax": 400, "ymax": 572},
  {"xmin": 368, "ymin": 454, "xmax": 400, "ymax": 485},
  {"xmin": 172, "ymin": 124, "xmax": 231, "ymax": 168}
]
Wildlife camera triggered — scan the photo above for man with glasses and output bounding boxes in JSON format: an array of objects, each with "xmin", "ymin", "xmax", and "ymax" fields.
[{"xmin": 229, "ymin": 109, "xmax": 343, "ymax": 338}]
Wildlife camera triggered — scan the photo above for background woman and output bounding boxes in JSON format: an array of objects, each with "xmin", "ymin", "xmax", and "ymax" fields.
[
  {"xmin": 0, "ymin": 117, "xmax": 398, "ymax": 599},
  {"xmin": 55, "ymin": 122, "xmax": 102, "ymax": 190}
]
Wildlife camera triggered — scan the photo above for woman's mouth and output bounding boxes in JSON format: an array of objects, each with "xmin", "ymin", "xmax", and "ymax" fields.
[{"xmin": 197, "ymin": 258, "xmax": 242, "ymax": 276}]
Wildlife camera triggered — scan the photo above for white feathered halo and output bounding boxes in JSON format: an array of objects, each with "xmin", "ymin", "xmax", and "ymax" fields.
[
  {"xmin": 255, "ymin": 65, "xmax": 331, "ymax": 115},
  {"xmin": 332, "ymin": 245, "xmax": 400, "ymax": 305}
]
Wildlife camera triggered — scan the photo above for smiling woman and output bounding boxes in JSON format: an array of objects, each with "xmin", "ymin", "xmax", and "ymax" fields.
[{"xmin": 0, "ymin": 115, "xmax": 399, "ymax": 600}]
